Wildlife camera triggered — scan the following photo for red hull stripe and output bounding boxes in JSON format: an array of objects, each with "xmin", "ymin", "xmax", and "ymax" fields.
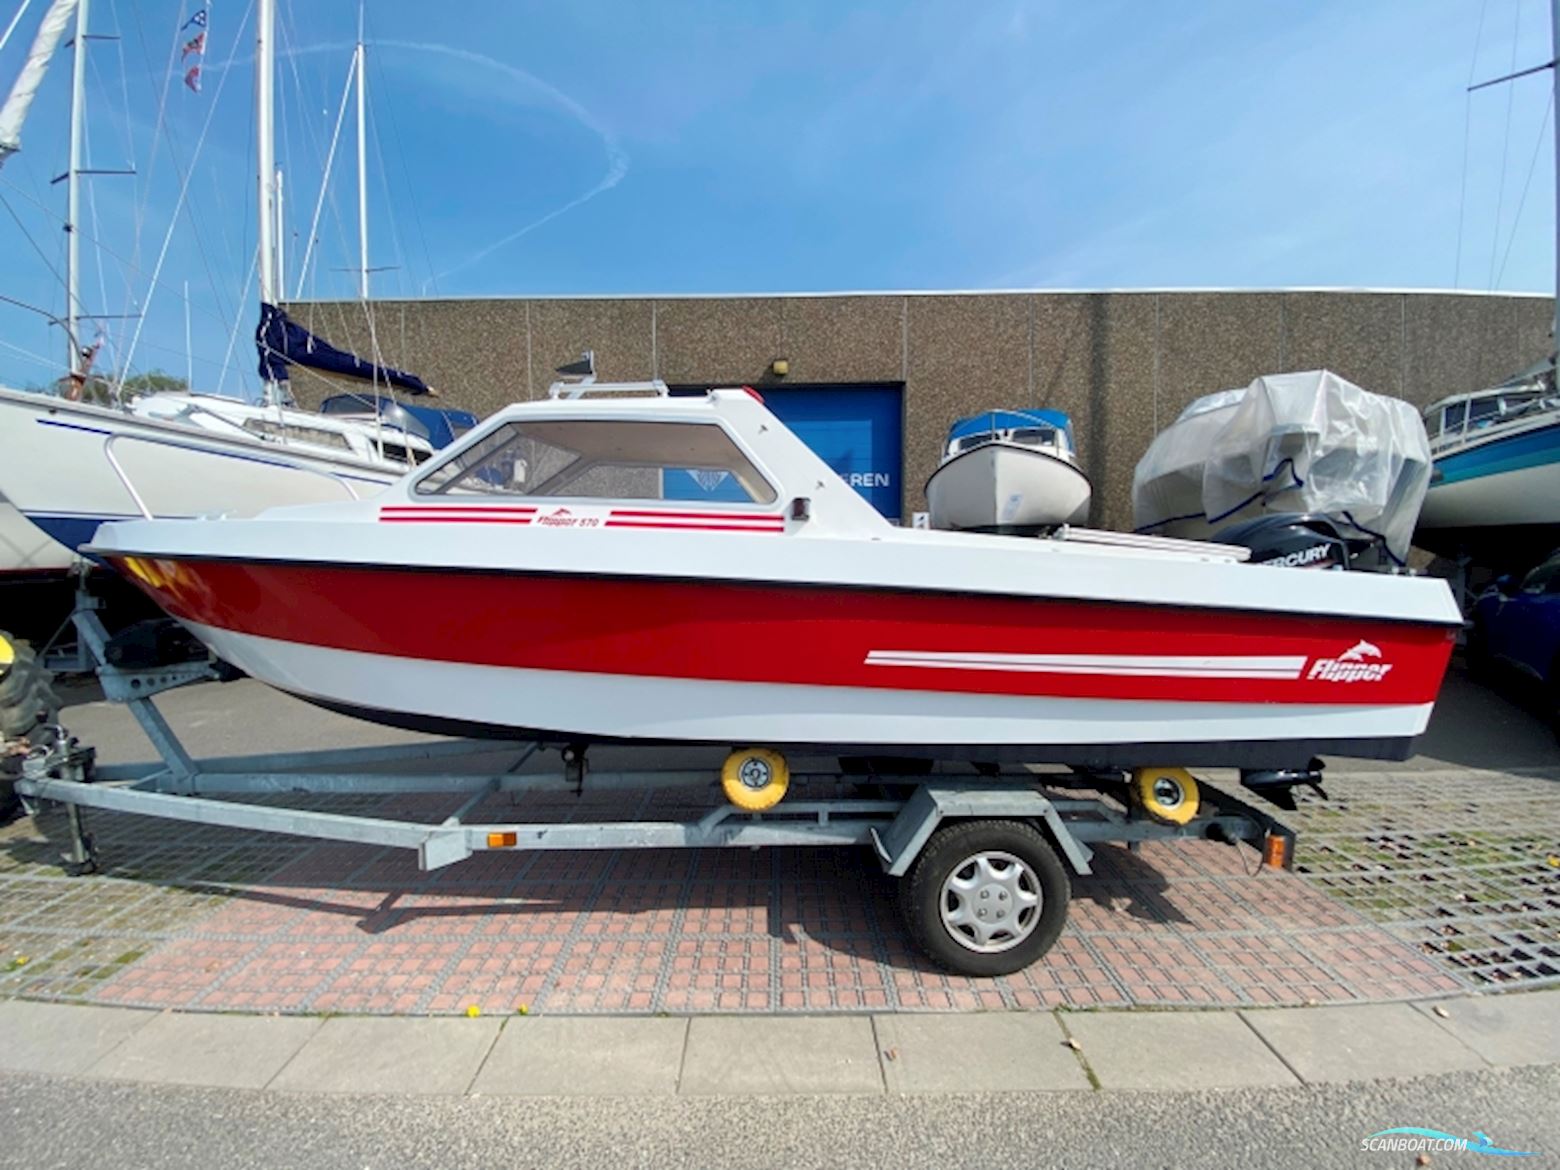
[
  {"xmin": 381, "ymin": 516, "xmax": 534, "ymax": 525},
  {"xmin": 381, "ymin": 505, "xmax": 538, "ymax": 514},
  {"xmin": 110, "ymin": 556, "xmax": 1454, "ymax": 707},
  {"xmin": 604, "ymin": 520, "xmax": 784, "ymax": 532},
  {"xmin": 610, "ymin": 509, "xmax": 785, "ymax": 521}
]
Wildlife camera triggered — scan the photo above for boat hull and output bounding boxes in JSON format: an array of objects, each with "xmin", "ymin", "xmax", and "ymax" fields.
[
  {"xmin": 1416, "ymin": 420, "xmax": 1560, "ymax": 564},
  {"xmin": 0, "ymin": 387, "xmax": 398, "ymax": 554},
  {"xmin": 927, "ymin": 444, "xmax": 1091, "ymax": 531},
  {"xmin": 0, "ymin": 498, "xmax": 72, "ymax": 577},
  {"xmin": 104, "ymin": 553, "xmax": 1454, "ymax": 767}
]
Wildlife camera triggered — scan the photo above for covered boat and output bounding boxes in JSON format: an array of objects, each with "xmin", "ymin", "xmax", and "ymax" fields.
[
  {"xmin": 1132, "ymin": 370, "xmax": 1432, "ymax": 565},
  {"xmin": 88, "ymin": 382, "xmax": 1461, "ymax": 771},
  {"xmin": 926, "ymin": 409, "xmax": 1090, "ymax": 532}
]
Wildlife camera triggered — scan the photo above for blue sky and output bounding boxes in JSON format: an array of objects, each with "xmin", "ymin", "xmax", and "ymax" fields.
[{"xmin": 0, "ymin": 0, "xmax": 1554, "ymax": 397}]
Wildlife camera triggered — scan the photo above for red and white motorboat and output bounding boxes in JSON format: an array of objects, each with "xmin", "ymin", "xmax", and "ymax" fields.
[{"xmin": 86, "ymin": 382, "xmax": 1462, "ymax": 770}]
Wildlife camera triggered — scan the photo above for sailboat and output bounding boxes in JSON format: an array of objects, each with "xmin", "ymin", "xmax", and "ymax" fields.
[
  {"xmin": 0, "ymin": 0, "xmax": 441, "ymax": 561},
  {"xmin": 1414, "ymin": 5, "xmax": 1560, "ymax": 572},
  {"xmin": 1415, "ymin": 365, "xmax": 1560, "ymax": 569}
]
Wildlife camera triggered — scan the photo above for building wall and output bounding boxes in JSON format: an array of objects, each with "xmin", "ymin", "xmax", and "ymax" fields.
[{"xmin": 289, "ymin": 291, "xmax": 1553, "ymax": 530}]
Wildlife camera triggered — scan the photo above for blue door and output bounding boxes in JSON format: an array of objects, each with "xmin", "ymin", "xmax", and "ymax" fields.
[{"xmin": 670, "ymin": 383, "xmax": 904, "ymax": 520}]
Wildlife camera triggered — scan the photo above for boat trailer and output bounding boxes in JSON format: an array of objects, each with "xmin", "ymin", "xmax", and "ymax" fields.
[{"xmin": 11, "ymin": 603, "xmax": 1300, "ymax": 977}]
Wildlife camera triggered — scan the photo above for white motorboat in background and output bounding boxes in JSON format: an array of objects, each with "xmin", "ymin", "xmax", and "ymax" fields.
[
  {"xmin": 1414, "ymin": 362, "xmax": 1560, "ymax": 571},
  {"xmin": 1132, "ymin": 370, "xmax": 1432, "ymax": 566},
  {"xmin": 91, "ymin": 381, "xmax": 1461, "ymax": 771},
  {"xmin": 926, "ymin": 410, "xmax": 1091, "ymax": 532}
]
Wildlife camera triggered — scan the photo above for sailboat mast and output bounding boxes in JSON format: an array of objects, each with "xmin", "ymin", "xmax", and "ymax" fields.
[
  {"xmin": 355, "ymin": 9, "xmax": 368, "ymax": 301},
  {"xmin": 64, "ymin": 0, "xmax": 87, "ymax": 375},
  {"xmin": 275, "ymin": 166, "xmax": 285, "ymax": 294},
  {"xmin": 1552, "ymin": 0, "xmax": 1559, "ymax": 350},
  {"xmin": 256, "ymin": 0, "xmax": 277, "ymax": 399}
]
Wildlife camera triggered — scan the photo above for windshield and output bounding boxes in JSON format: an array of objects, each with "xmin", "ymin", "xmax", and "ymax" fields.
[{"xmin": 415, "ymin": 417, "xmax": 778, "ymax": 505}]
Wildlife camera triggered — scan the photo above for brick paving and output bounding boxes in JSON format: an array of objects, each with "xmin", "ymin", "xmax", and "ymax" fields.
[{"xmin": 0, "ymin": 769, "xmax": 1479, "ymax": 1015}]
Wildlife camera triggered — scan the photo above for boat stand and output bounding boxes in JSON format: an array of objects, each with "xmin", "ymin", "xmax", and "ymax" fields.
[{"xmin": 12, "ymin": 597, "xmax": 1299, "ymax": 974}]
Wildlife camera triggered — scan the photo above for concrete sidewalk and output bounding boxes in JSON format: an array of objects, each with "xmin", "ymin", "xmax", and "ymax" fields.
[{"xmin": 1, "ymin": 989, "xmax": 1555, "ymax": 1098}]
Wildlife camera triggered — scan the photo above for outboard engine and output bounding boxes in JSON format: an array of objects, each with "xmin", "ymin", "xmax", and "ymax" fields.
[{"xmin": 1213, "ymin": 512, "xmax": 1388, "ymax": 572}]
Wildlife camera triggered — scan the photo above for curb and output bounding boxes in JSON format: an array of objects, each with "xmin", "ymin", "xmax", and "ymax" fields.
[{"xmin": 1, "ymin": 988, "xmax": 1556, "ymax": 1097}]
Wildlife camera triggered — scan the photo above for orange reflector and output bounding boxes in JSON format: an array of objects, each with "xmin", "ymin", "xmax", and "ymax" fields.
[
  {"xmin": 487, "ymin": 832, "xmax": 518, "ymax": 848},
  {"xmin": 1262, "ymin": 834, "xmax": 1288, "ymax": 869}
]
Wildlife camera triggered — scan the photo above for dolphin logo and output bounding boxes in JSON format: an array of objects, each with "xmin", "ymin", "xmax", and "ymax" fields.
[{"xmin": 1339, "ymin": 640, "xmax": 1382, "ymax": 662}]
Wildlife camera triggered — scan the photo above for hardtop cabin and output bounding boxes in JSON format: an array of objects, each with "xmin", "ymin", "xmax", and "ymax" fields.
[
  {"xmin": 1423, "ymin": 376, "xmax": 1559, "ymax": 448},
  {"xmin": 404, "ymin": 381, "xmax": 890, "ymax": 535},
  {"xmin": 945, "ymin": 409, "xmax": 1077, "ymax": 459}
]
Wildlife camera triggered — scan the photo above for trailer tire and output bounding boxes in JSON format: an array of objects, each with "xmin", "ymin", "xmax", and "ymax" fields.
[
  {"xmin": 901, "ymin": 819, "xmax": 1070, "ymax": 977},
  {"xmin": 0, "ymin": 632, "xmax": 58, "ymax": 742},
  {"xmin": 1129, "ymin": 766, "xmax": 1199, "ymax": 825}
]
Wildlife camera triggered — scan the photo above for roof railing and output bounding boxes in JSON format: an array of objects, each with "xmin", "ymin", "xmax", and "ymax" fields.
[{"xmin": 546, "ymin": 379, "xmax": 672, "ymax": 400}]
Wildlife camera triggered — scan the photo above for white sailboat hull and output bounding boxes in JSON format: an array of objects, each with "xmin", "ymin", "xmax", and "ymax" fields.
[
  {"xmin": 0, "ymin": 498, "xmax": 72, "ymax": 576},
  {"xmin": 927, "ymin": 443, "xmax": 1091, "ymax": 531},
  {"xmin": 0, "ymin": 386, "xmax": 401, "ymax": 554},
  {"xmin": 1419, "ymin": 458, "xmax": 1560, "ymax": 530}
]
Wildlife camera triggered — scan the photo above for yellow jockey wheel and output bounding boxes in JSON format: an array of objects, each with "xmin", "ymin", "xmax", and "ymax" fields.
[
  {"xmin": 1129, "ymin": 766, "xmax": 1200, "ymax": 826},
  {"xmin": 721, "ymin": 748, "xmax": 790, "ymax": 811}
]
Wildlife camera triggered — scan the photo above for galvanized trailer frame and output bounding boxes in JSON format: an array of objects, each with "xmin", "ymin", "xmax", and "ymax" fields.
[{"xmin": 11, "ymin": 599, "xmax": 1298, "ymax": 972}]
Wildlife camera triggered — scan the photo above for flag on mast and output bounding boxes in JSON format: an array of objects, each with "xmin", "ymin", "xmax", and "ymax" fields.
[{"xmin": 181, "ymin": 7, "xmax": 209, "ymax": 93}]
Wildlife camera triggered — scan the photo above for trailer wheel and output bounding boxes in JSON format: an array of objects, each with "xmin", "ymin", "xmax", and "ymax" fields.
[
  {"xmin": 1129, "ymin": 766, "xmax": 1199, "ymax": 825},
  {"xmin": 0, "ymin": 632, "xmax": 59, "ymax": 741},
  {"xmin": 721, "ymin": 747, "xmax": 789, "ymax": 810},
  {"xmin": 901, "ymin": 820, "xmax": 1070, "ymax": 977}
]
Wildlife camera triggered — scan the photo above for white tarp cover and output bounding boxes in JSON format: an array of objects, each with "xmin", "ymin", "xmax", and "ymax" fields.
[{"xmin": 1131, "ymin": 369, "xmax": 1432, "ymax": 561}]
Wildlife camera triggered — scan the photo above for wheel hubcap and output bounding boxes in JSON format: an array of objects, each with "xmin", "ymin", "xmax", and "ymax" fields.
[
  {"xmin": 737, "ymin": 757, "xmax": 772, "ymax": 790},
  {"xmin": 939, "ymin": 850, "xmax": 1041, "ymax": 953},
  {"xmin": 1151, "ymin": 776, "xmax": 1184, "ymax": 808}
]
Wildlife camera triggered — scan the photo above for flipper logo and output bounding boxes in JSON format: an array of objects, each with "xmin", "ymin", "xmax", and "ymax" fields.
[
  {"xmin": 1362, "ymin": 1127, "xmax": 1538, "ymax": 1156},
  {"xmin": 1308, "ymin": 640, "xmax": 1392, "ymax": 682},
  {"xmin": 1339, "ymin": 640, "xmax": 1383, "ymax": 662}
]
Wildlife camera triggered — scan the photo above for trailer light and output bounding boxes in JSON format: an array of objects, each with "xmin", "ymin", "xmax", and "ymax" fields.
[
  {"xmin": 1262, "ymin": 834, "xmax": 1289, "ymax": 869},
  {"xmin": 487, "ymin": 832, "xmax": 518, "ymax": 848}
]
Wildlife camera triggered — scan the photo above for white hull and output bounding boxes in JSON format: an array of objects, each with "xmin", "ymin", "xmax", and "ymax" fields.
[
  {"xmin": 1418, "ymin": 458, "xmax": 1560, "ymax": 530},
  {"xmin": 0, "ymin": 386, "xmax": 402, "ymax": 552},
  {"xmin": 0, "ymin": 498, "xmax": 72, "ymax": 576},
  {"xmin": 927, "ymin": 444, "xmax": 1091, "ymax": 530},
  {"xmin": 89, "ymin": 388, "xmax": 1460, "ymax": 769},
  {"xmin": 188, "ymin": 621, "xmax": 1435, "ymax": 750}
]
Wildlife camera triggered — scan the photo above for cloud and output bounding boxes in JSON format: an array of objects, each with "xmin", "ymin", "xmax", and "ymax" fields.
[
  {"xmin": 365, "ymin": 41, "xmax": 629, "ymax": 288},
  {"xmin": 195, "ymin": 37, "xmax": 629, "ymax": 290}
]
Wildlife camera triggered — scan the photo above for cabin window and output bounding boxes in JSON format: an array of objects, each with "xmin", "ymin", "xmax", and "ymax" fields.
[
  {"xmin": 1009, "ymin": 427, "xmax": 1060, "ymax": 447},
  {"xmin": 1467, "ymin": 398, "xmax": 1502, "ymax": 425},
  {"xmin": 1440, "ymin": 402, "xmax": 1467, "ymax": 433},
  {"xmin": 240, "ymin": 418, "xmax": 353, "ymax": 451},
  {"xmin": 380, "ymin": 443, "xmax": 429, "ymax": 466},
  {"xmin": 415, "ymin": 418, "xmax": 778, "ymax": 505}
]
